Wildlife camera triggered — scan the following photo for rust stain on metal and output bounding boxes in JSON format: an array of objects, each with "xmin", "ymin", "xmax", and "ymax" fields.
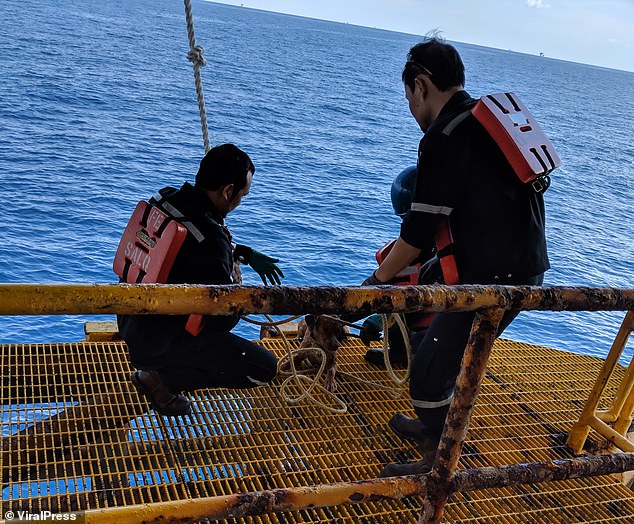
[
  {"xmin": 1, "ymin": 283, "xmax": 633, "ymax": 316},
  {"xmin": 451, "ymin": 453, "xmax": 634, "ymax": 492},
  {"xmin": 421, "ymin": 308, "xmax": 505, "ymax": 524}
]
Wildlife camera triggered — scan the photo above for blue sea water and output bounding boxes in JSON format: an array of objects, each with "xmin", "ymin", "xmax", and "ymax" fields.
[{"xmin": 1, "ymin": 0, "xmax": 633, "ymax": 365}]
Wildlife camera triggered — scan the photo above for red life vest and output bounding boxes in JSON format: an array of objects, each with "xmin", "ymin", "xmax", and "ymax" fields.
[
  {"xmin": 113, "ymin": 200, "xmax": 203, "ymax": 336},
  {"xmin": 375, "ymin": 221, "xmax": 458, "ymax": 330}
]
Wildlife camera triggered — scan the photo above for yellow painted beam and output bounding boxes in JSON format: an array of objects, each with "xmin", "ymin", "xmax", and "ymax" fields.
[{"xmin": 0, "ymin": 283, "xmax": 633, "ymax": 316}]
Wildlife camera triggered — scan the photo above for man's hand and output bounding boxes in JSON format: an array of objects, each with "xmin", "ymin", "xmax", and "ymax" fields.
[
  {"xmin": 362, "ymin": 271, "xmax": 384, "ymax": 286},
  {"xmin": 249, "ymin": 249, "xmax": 285, "ymax": 285}
]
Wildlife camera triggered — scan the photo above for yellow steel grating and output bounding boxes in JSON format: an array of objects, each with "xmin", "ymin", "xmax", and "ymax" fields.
[{"xmin": 2, "ymin": 336, "xmax": 634, "ymax": 522}]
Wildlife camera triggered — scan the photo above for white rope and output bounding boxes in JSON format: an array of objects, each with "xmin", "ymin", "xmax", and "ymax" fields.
[
  {"xmin": 243, "ymin": 313, "xmax": 409, "ymax": 411},
  {"xmin": 381, "ymin": 313, "xmax": 412, "ymax": 386},
  {"xmin": 249, "ymin": 314, "xmax": 348, "ymax": 414},
  {"xmin": 183, "ymin": 0, "xmax": 210, "ymax": 153}
]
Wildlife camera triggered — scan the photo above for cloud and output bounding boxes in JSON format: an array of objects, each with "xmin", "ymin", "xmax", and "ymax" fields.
[
  {"xmin": 607, "ymin": 38, "xmax": 617, "ymax": 44},
  {"xmin": 527, "ymin": 0, "xmax": 550, "ymax": 7}
]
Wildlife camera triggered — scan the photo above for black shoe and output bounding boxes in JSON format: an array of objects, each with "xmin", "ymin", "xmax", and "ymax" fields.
[
  {"xmin": 131, "ymin": 370, "xmax": 192, "ymax": 417},
  {"xmin": 364, "ymin": 348, "xmax": 386, "ymax": 366},
  {"xmin": 379, "ymin": 459, "xmax": 432, "ymax": 478},
  {"xmin": 379, "ymin": 432, "xmax": 440, "ymax": 478},
  {"xmin": 388, "ymin": 413, "xmax": 428, "ymax": 446},
  {"xmin": 364, "ymin": 348, "xmax": 408, "ymax": 368}
]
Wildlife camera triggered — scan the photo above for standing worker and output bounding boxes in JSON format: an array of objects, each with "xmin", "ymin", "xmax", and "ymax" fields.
[
  {"xmin": 116, "ymin": 144, "xmax": 284, "ymax": 416},
  {"xmin": 362, "ymin": 36, "xmax": 551, "ymax": 476}
]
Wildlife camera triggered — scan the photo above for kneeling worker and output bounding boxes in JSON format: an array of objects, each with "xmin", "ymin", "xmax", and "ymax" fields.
[{"xmin": 116, "ymin": 144, "xmax": 284, "ymax": 416}]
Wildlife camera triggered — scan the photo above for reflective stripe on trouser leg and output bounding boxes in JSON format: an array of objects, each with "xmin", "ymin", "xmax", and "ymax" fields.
[{"xmin": 411, "ymin": 395, "xmax": 454, "ymax": 409}]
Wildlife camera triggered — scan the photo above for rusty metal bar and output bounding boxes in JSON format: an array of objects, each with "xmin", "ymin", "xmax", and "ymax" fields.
[
  {"xmin": 83, "ymin": 475, "xmax": 429, "ymax": 523},
  {"xmin": 419, "ymin": 307, "xmax": 505, "ymax": 524},
  {"xmin": 79, "ymin": 452, "xmax": 634, "ymax": 523},
  {"xmin": 451, "ymin": 452, "xmax": 634, "ymax": 491},
  {"xmin": 0, "ymin": 284, "xmax": 633, "ymax": 316}
]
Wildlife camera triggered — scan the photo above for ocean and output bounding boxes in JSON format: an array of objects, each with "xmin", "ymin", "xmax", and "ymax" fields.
[{"xmin": 1, "ymin": 0, "xmax": 633, "ymax": 364}]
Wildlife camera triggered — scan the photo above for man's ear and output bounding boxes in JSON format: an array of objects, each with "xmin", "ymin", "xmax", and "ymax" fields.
[
  {"xmin": 221, "ymin": 184, "xmax": 234, "ymax": 201},
  {"xmin": 415, "ymin": 75, "xmax": 427, "ymax": 98}
]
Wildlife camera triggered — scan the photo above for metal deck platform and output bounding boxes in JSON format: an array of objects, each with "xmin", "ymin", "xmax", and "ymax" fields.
[{"xmin": 2, "ymin": 336, "xmax": 633, "ymax": 522}]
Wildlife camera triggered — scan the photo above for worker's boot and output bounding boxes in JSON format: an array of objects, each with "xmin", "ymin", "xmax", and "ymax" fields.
[
  {"xmin": 379, "ymin": 412, "xmax": 440, "ymax": 477},
  {"xmin": 387, "ymin": 412, "xmax": 428, "ymax": 445},
  {"xmin": 131, "ymin": 370, "xmax": 191, "ymax": 416},
  {"xmin": 364, "ymin": 348, "xmax": 408, "ymax": 367},
  {"xmin": 379, "ymin": 434, "xmax": 440, "ymax": 477}
]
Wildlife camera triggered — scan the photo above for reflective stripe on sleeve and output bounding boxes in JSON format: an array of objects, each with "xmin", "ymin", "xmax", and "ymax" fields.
[{"xmin": 410, "ymin": 203, "xmax": 453, "ymax": 215}]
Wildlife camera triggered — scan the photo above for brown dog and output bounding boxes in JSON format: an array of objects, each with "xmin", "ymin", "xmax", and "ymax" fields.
[{"xmin": 297, "ymin": 314, "xmax": 347, "ymax": 392}]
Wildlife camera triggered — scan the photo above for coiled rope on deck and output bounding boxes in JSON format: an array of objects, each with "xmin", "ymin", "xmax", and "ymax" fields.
[
  {"xmin": 243, "ymin": 313, "xmax": 411, "ymax": 413},
  {"xmin": 183, "ymin": 0, "xmax": 210, "ymax": 153},
  {"xmin": 242, "ymin": 314, "xmax": 347, "ymax": 413}
]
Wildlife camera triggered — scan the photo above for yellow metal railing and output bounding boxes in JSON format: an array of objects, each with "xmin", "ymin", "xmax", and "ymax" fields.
[
  {"xmin": 1, "ymin": 283, "xmax": 634, "ymax": 524},
  {"xmin": 568, "ymin": 310, "xmax": 634, "ymax": 453}
]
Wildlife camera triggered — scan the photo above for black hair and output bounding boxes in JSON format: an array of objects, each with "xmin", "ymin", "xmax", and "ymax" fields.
[
  {"xmin": 195, "ymin": 143, "xmax": 255, "ymax": 201},
  {"xmin": 402, "ymin": 35, "xmax": 465, "ymax": 92}
]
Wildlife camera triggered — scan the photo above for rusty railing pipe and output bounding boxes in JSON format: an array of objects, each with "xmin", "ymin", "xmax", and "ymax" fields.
[
  {"xmin": 420, "ymin": 307, "xmax": 505, "ymax": 524},
  {"xmin": 78, "ymin": 452, "xmax": 634, "ymax": 523},
  {"xmin": 0, "ymin": 284, "xmax": 633, "ymax": 316}
]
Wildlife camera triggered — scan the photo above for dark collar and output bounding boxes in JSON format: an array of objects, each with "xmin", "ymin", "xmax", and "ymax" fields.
[
  {"xmin": 179, "ymin": 182, "xmax": 225, "ymax": 225},
  {"xmin": 428, "ymin": 90, "xmax": 474, "ymax": 134}
]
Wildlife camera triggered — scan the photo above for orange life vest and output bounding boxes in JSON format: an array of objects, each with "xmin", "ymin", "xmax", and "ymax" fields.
[
  {"xmin": 113, "ymin": 201, "xmax": 203, "ymax": 336},
  {"xmin": 375, "ymin": 219, "xmax": 458, "ymax": 330},
  {"xmin": 472, "ymin": 92, "xmax": 561, "ymax": 192}
]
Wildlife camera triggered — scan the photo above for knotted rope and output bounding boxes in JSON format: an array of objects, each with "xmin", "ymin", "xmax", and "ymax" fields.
[{"xmin": 183, "ymin": 0, "xmax": 210, "ymax": 153}]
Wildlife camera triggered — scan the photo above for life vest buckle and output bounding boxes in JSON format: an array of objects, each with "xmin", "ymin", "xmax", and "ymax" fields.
[{"xmin": 531, "ymin": 174, "xmax": 551, "ymax": 194}]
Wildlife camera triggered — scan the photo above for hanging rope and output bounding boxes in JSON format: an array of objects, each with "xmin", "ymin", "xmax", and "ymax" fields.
[{"xmin": 183, "ymin": 0, "xmax": 210, "ymax": 153}]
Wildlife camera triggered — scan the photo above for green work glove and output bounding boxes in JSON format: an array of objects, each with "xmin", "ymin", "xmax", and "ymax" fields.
[
  {"xmin": 360, "ymin": 314, "xmax": 383, "ymax": 346},
  {"xmin": 248, "ymin": 249, "xmax": 285, "ymax": 285}
]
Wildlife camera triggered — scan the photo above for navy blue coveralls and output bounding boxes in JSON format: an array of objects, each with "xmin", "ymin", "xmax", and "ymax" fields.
[
  {"xmin": 399, "ymin": 91, "xmax": 549, "ymax": 438},
  {"xmin": 117, "ymin": 182, "xmax": 277, "ymax": 393}
]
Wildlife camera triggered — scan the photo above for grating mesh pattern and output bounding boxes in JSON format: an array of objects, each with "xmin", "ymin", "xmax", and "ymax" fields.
[{"xmin": 2, "ymin": 337, "xmax": 633, "ymax": 522}]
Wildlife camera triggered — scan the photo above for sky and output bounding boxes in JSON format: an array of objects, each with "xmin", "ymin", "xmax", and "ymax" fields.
[{"xmin": 210, "ymin": 0, "xmax": 634, "ymax": 73}]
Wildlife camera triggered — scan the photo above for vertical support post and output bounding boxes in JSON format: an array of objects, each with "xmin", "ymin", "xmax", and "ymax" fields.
[
  {"xmin": 567, "ymin": 310, "xmax": 634, "ymax": 453},
  {"xmin": 607, "ymin": 311, "xmax": 634, "ymax": 434},
  {"xmin": 418, "ymin": 307, "xmax": 505, "ymax": 524}
]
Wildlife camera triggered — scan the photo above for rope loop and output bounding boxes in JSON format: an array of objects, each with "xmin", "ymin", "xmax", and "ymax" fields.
[{"xmin": 187, "ymin": 45, "xmax": 207, "ymax": 67}]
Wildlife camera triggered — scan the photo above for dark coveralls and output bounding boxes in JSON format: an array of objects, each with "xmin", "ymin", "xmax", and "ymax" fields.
[
  {"xmin": 400, "ymin": 91, "xmax": 549, "ymax": 438},
  {"xmin": 117, "ymin": 182, "xmax": 277, "ymax": 393}
]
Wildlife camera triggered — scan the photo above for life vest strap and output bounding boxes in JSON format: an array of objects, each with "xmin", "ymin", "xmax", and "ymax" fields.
[
  {"xmin": 151, "ymin": 192, "xmax": 206, "ymax": 243},
  {"xmin": 434, "ymin": 217, "xmax": 459, "ymax": 286}
]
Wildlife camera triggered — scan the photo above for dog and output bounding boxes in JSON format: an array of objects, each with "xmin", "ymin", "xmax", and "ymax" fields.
[{"xmin": 296, "ymin": 314, "xmax": 347, "ymax": 392}]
